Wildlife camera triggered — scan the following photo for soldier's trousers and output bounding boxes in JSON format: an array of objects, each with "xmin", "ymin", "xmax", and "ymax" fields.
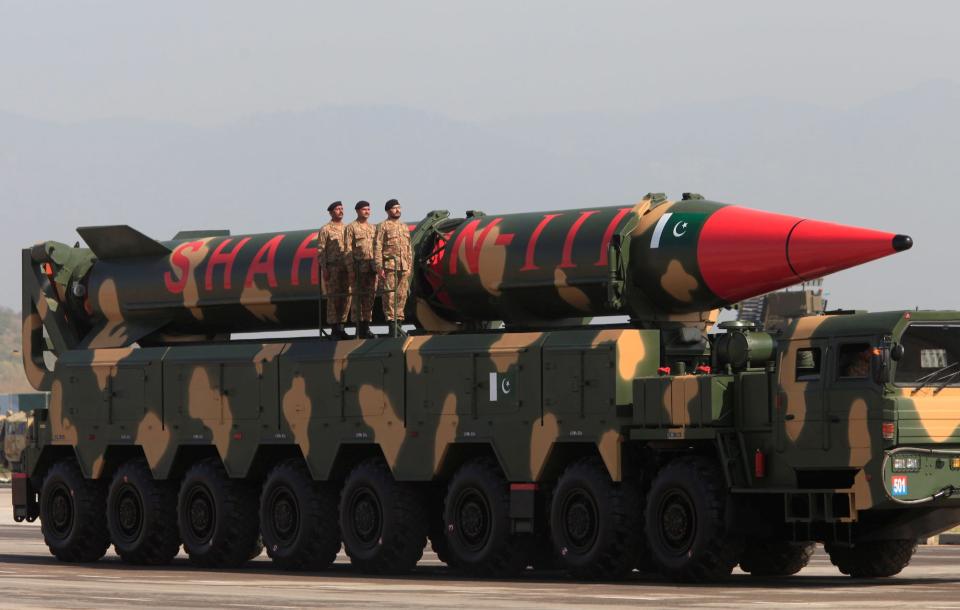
[
  {"xmin": 348, "ymin": 265, "xmax": 378, "ymax": 323},
  {"xmin": 380, "ymin": 269, "xmax": 411, "ymax": 321},
  {"xmin": 322, "ymin": 266, "xmax": 351, "ymax": 324}
]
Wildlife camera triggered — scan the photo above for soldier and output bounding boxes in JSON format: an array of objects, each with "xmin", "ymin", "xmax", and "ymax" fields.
[
  {"xmin": 374, "ymin": 198, "xmax": 413, "ymax": 337},
  {"xmin": 317, "ymin": 201, "xmax": 351, "ymax": 340},
  {"xmin": 345, "ymin": 200, "xmax": 378, "ymax": 339}
]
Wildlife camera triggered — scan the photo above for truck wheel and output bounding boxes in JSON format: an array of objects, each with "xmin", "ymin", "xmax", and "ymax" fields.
[
  {"xmin": 260, "ymin": 459, "xmax": 340, "ymax": 570},
  {"xmin": 644, "ymin": 456, "xmax": 743, "ymax": 581},
  {"xmin": 339, "ymin": 458, "xmax": 426, "ymax": 573},
  {"xmin": 739, "ymin": 540, "xmax": 814, "ymax": 576},
  {"xmin": 426, "ymin": 488, "xmax": 453, "ymax": 565},
  {"xmin": 825, "ymin": 539, "xmax": 917, "ymax": 578},
  {"xmin": 442, "ymin": 457, "xmax": 530, "ymax": 576},
  {"xmin": 550, "ymin": 456, "xmax": 642, "ymax": 579},
  {"xmin": 177, "ymin": 458, "xmax": 260, "ymax": 568},
  {"xmin": 107, "ymin": 458, "xmax": 180, "ymax": 565},
  {"xmin": 40, "ymin": 458, "xmax": 110, "ymax": 562}
]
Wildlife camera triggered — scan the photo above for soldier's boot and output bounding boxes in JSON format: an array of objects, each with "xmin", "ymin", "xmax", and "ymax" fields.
[
  {"xmin": 357, "ymin": 322, "xmax": 376, "ymax": 339},
  {"xmin": 331, "ymin": 323, "xmax": 350, "ymax": 340}
]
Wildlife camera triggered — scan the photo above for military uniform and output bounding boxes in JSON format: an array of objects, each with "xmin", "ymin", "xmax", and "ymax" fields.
[
  {"xmin": 345, "ymin": 220, "xmax": 378, "ymax": 324},
  {"xmin": 316, "ymin": 220, "xmax": 350, "ymax": 325},
  {"xmin": 374, "ymin": 216, "xmax": 413, "ymax": 323}
]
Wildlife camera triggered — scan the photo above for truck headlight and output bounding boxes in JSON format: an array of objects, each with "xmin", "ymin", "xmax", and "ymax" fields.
[{"xmin": 892, "ymin": 455, "xmax": 921, "ymax": 472}]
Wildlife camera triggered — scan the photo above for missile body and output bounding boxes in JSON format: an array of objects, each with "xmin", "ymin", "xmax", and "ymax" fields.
[
  {"xmin": 79, "ymin": 227, "xmax": 322, "ymax": 346},
  {"xmin": 416, "ymin": 195, "xmax": 911, "ymax": 325},
  {"xmin": 31, "ymin": 194, "xmax": 911, "ymax": 348}
]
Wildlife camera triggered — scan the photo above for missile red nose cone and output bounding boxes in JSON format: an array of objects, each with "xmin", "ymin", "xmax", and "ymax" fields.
[
  {"xmin": 786, "ymin": 219, "xmax": 909, "ymax": 281},
  {"xmin": 698, "ymin": 206, "xmax": 909, "ymax": 303}
]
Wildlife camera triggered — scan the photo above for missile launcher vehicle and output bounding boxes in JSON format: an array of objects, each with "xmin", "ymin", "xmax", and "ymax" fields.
[{"xmin": 13, "ymin": 192, "xmax": 960, "ymax": 581}]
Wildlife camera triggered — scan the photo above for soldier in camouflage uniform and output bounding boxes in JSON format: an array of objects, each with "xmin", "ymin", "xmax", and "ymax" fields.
[
  {"xmin": 374, "ymin": 199, "xmax": 413, "ymax": 337},
  {"xmin": 345, "ymin": 200, "xmax": 378, "ymax": 339},
  {"xmin": 317, "ymin": 201, "xmax": 351, "ymax": 339}
]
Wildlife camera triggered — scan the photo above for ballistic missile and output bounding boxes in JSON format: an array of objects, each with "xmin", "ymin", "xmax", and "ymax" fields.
[
  {"xmin": 415, "ymin": 193, "xmax": 912, "ymax": 325},
  {"xmin": 26, "ymin": 193, "xmax": 911, "ymax": 348}
]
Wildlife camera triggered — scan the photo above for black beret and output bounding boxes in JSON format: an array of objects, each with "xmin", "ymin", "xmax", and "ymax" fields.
[
  {"xmin": 327, "ymin": 201, "xmax": 342, "ymax": 212},
  {"xmin": 384, "ymin": 198, "xmax": 400, "ymax": 211},
  {"xmin": 355, "ymin": 200, "xmax": 370, "ymax": 210}
]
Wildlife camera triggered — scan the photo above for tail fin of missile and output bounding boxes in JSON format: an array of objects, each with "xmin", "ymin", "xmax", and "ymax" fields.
[{"xmin": 77, "ymin": 225, "xmax": 171, "ymax": 260}]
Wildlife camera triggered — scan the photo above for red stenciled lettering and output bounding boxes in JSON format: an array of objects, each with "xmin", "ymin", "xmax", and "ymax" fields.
[
  {"xmin": 291, "ymin": 231, "xmax": 319, "ymax": 287},
  {"xmin": 245, "ymin": 234, "xmax": 285, "ymax": 288},
  {"xmin": 559, "ymin": 210, "xmax": 599, "ymax": 269},
  {"xmin": 164, "ymin": 241, "xmax": 205, "ymax": 294},
  {"xmin": 520, "ymin": 214, "xmax": 562, "ymax": 271},
  {"xmin": 204, "ymin": 237, "xmax": 250, "ymax": 290},
  {"xmin": 595, "ymin": 207, "xmax": 633, "ymax": 266},
  {"xmin": 448, "ymin": 218, "xmax": 503, "ymax": 275}
]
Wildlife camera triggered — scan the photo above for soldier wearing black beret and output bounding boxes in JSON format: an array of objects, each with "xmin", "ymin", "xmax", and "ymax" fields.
[
  {"xmin": 317, "ymin": 201, "xmax": 349, "ymax": 339},
  {"xmin": 374, "ymin": 198, "xmax": 412, "ymax": 336},
  {"xmin": 344, "ymin": 200, "xmax": 377, "ymax": 338}
]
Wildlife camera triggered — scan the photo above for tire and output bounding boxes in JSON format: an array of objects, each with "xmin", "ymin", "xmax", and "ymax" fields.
[
  {"xmin": 260, "ymin": 459, "xmax": 340, "ymax": 570},
  {"xmin": 339, "ymin": 458, "xmax": 426, "ymax": 573},
  {"xmin": 529, "ymin": 532, "xmax": 561, "ymax": 571},
  {"xmin": 39, "ymin": 458, "xmax": 110, "ymax": 563},
  {"xmin": 739, "ymin": 541, "xmax": 814, "ymax": 576},
  {"xmin": 107, "ymin": 458, "xmax": 181, "ymax": 565},
  {"xmin": 644, "ymin": 456, "xmax": 744, "ymax": 582},
  {"xmin": 442, "ymin": 457, "xmax": 531, "ymax": 577},
  {"xmin": 177, "ymin": 458, "xmax": 261, "ymax": 568},
  {"xmin": 426, "ymin": 487, "xmax": 453, "ymax": 566},
  {"xmin": 550, "ymin": 457, "xmax": 642, "ymax": 579},
  {"xmin": 825, "ymin": 539, "xmax": 917, "ymax": 578}
]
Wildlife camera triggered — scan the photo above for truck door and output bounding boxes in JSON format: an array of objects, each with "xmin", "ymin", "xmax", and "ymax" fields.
[
  {"xmin": 826, "ymin": 339, "xmax": 879, "ymax": 460},
  {"xmin": 777, "ymin": 340, "xmax": 827, "ymax": 452}
]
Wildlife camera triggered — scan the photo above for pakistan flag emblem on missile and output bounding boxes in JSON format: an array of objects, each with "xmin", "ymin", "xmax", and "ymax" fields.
[{"xmin": 649, "ymin": 211, "xmax": 708, "ymax": 249}]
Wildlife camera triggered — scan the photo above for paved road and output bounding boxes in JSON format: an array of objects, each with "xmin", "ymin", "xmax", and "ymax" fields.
[{"xmin": 2, "ymin": 489, "xmax": 959, "ymax": 609}]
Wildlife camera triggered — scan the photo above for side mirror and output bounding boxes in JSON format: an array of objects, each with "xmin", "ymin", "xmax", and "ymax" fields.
[{"xmin": 891, "ymin": 344, "xmax": 905, "ymax": 361}]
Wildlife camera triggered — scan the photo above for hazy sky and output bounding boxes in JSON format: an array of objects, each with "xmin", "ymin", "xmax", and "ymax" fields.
[
  {"xmin": 3, "ymin": 1, "xmax": 960, "ymax": 125},
  {"xmin": 2, "ymin": 1, "xmax": 960, "ymax": 315}
]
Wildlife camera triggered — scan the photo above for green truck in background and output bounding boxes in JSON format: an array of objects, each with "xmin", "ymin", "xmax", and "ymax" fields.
[{"xmin": 12, "ymin": 193, "xmax": 960, "ymax": 581}]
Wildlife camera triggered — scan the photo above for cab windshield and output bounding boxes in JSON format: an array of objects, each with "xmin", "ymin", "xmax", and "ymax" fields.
[{"xmin": 894, "ymin": 323, "xmax": 960, "ymax": 386}]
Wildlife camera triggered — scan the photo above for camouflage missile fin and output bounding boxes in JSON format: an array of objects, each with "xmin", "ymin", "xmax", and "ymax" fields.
[{"xmin": 77, "ymin": 225, "xmax": 172, "ymax": 260}]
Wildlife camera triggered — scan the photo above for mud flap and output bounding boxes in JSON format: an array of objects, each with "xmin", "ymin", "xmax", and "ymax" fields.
[
  {"xmin": 510, "ymin": 483, "xmax": 536, "ymax": 534},
  {"xmin": 12, "ymin": 473, "xmax": 39, "ymax": 523}
]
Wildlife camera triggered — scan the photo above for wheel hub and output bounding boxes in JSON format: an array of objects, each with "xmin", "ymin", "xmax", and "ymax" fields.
[
  {"xmin": 562, "ymin": 490, "xmax": 598, "ymax": 551},
  {"xmin": 48, "ymin": 485, "xmax": 73, "ymax": 538},
  {"xmin": 455, "ymin": 489, "xmax": 491, "ymax": 551},
  {"xmin": 350, "ymin": 489, "xmax": 381, "ymax": 546},
  {"xmin": 115, "ymin": 485, "xmax": 144, "ymax": 540},
  {"xmin": 659, "ymin": 489, "xmax": 695, "ymax": 553},
  {"xmin": 270, "ymin": 489, "xmax": 299, "ymax": 542},
  {"xmin": 186, "ymin": 486, "xmax": 215, "ymax": 542}
]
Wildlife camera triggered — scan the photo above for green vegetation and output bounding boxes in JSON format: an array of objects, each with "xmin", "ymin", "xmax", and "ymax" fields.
[{"xmin": 0, "ymin": 307, "xmax": 31, "ymax": 394}]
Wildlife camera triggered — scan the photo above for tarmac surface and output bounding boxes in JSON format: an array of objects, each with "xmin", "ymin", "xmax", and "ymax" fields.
[{"xmin": 2, "ymin": 489, "xmax": 960, "ymax": 609}]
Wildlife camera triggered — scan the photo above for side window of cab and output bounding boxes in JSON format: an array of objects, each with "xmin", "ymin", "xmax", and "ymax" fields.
[
  {"xmin": 795, "ymin": 347, "xmax": 822, "ymax": 381},
  {"xmin": 837, "ymin": 342, "xmax": 873, "ymax": 380}
]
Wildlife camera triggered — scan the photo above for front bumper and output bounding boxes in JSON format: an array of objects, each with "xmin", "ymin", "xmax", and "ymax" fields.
[{"xmin": 882, "ymin": 447, "xmax": 960, "ymax": 504}]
